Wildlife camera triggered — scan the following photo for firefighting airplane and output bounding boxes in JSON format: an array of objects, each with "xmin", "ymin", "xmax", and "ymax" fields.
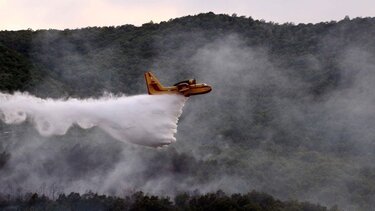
[{"xmin": 144, "ymin": 72, "xmax": 212, "ymax": 97}]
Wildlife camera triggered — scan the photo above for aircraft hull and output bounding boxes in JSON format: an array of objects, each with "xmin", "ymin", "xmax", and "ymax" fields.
[{"xmin": 144, "ymin": 72, "xmax": 212, "ymax": 97}]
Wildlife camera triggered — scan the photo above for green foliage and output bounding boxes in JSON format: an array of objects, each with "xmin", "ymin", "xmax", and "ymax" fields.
[{"xmin": 0, "ymin": 44, "xmax": 33, "ymax": 91}]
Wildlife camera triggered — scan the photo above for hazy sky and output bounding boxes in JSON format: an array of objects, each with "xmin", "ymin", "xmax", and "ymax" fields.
[{"xmin": 1, "ymin": 0, "xmax": 374, "ymax": 30}]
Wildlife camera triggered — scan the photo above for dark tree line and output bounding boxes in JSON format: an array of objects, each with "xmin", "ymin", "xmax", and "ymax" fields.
[{"xmin": 0, "ymin": 190, "xmax": 335, "ymax": 211}]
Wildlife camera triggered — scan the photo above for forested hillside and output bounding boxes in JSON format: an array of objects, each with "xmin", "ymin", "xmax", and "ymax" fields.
[
  {"xmin": 1, "ymin": 13, "xmax": 375, "ymax": 210},
  {"xmin": 2, "ymin": 13, "xmax": 374, "ymax": 97}
]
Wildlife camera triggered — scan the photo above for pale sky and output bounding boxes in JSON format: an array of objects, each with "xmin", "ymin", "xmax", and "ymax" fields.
[{"xmin": 0, "ymin": 0, "xmax": 374, "ymax": 30}]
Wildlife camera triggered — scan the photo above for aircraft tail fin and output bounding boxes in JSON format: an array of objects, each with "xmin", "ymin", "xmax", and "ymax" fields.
[{"xmin": 144, "ymin": 72, "xmax": 166, "ymax": 95}]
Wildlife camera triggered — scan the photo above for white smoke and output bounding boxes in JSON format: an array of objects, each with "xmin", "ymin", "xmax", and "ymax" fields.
[{"xmin": 0, "ymin": 92, "xmax": 186, "ymax": 147}]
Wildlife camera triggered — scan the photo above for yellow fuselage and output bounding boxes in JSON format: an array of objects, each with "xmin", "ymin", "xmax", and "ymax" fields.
[{"xmin": 145, "ymin": 72, "xmax": 212, "ymax": 97}]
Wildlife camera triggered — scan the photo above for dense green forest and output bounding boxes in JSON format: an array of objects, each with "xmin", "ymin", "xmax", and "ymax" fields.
[{"xmin": 1, "ymin": 13, "xmax": 375, "ymax": 210}]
